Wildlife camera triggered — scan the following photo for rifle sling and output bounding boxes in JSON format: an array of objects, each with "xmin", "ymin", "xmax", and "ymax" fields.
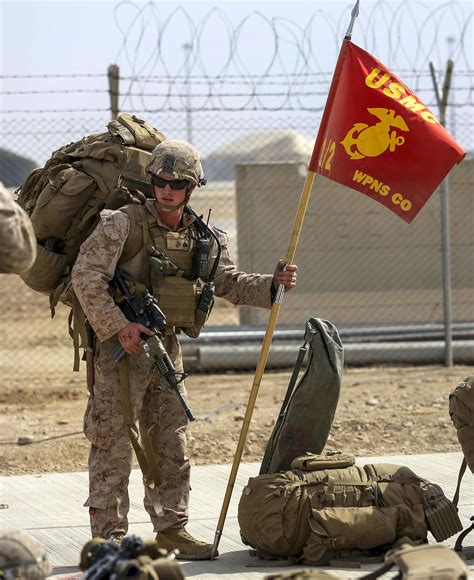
[
  {"xmin": 118, "ymin": 356, "xmax": 162, "ymax": 489},
  {"xmin": 69, "ymin": 293, "xmax": 88, "ymax": 372}
]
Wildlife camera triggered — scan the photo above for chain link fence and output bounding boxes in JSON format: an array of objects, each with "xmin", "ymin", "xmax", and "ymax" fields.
[
  {"xmin": 1, "ymin": 0, "xmax": 473, "ymax": 375},
  {"xmin": 0, "ymin": 109, "xmax": 472, "ymax": 376}
]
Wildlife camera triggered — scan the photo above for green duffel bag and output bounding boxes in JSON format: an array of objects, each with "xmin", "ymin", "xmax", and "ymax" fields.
[{"xmin": 259, "ymin": 318, "xmax": 343, "ymax": 475}]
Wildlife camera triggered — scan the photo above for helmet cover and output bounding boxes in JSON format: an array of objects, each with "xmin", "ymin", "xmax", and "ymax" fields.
[{"xmin": 147, "ymin": 140, "xmax": 206, "ymax": 187}]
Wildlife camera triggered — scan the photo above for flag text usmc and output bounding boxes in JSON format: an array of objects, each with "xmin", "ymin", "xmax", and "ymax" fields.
[{"xmin": 365, "ymin": 69, "xmax": 438, "ymax": 124}]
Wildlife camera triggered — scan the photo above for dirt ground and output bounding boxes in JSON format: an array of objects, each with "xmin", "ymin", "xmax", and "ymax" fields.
[
  {"xmin": 1, "ymin": 363, "xmax": 470, "ymax": 476},
  {"xmin": 0, "ymin": 274, "xmax": 471, "ymax": 476}
]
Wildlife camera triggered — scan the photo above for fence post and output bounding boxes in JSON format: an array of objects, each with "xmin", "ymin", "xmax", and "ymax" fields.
[
  {"xmin": 429, "ymin": 60, "xmax": 454, "ymax": 367},
  {"xmin": 182, "ymin": 43, "xmax": 193, "ymax": 143},
  {"xmin": 108, "ymin": 64, "xmax": 120, "ymax": 120}
]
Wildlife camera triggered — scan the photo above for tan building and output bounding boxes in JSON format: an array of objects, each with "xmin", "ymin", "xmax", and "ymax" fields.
[{"xmin": 235, "ymin": 159, "xmax": 474, "ymax": 327}]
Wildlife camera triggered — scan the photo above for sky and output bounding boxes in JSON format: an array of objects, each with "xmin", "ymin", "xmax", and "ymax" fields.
[
  {"xmin": 1, "ymin": 1, "xmax": 355, "ymax": 77},
  {"xmin": 0, "ymin": 0, "xmax": 472, "ymax": 159},
  {"xmin": 2, "ymin": 1, "xmax": 471, "ymax": 94}
]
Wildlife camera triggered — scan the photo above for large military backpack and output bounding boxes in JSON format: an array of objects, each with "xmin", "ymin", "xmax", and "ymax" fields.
[
  {"xmin": 238, "ymin": 452, "xmax": 463, "ymax": 566},
  {"xmin": 16, "ymin": 113, "xmax": 165, "ymax": 311},
  {"xmin": 449, "ymin": 376, "xmax": 474, "ymax": 552}
]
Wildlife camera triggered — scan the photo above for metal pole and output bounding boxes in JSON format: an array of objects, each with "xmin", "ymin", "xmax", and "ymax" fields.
[
  {"xmin": 345, "ymin": 0, "xmax": 360, "ymax": 40},
  {"xmin": 429, "ymin": 60, "xmax": 454, "ymax": 367},
  {"xmin": 183, "ymin": 43, "xmax": 193, "ymax": 143},
  {"xmin": 446, "ymin": 37, "xmax": 456, "ymax": 141},
  {"xmin": 108, "ymin": 64, "xmax": 120, "ymax": 120}
]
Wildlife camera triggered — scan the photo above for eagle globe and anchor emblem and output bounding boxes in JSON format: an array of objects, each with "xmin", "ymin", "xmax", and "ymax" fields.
[{"xmin": 340, "ymin": 108, "xmax": 410, "ymax": 160}]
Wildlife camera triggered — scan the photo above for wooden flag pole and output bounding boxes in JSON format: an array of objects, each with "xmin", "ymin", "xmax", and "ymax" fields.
[
  {"xmin": 210, "ymin": 169, "xmax": 317, "ymax": 558},
  {"xmin": 210, "ymin": 0, "xmax": 360, "ymax": 558}
]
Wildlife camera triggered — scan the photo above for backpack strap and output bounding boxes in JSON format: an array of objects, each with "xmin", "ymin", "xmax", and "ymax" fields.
[
  {"xmin": 279, "ymin": 338, "xmax": 309, "ymax": 414},
  {"xmin": 76, "ymin": 164, "xmax": 109, "ymax": 195},
  {"xmin": 278, "ymin": 320, "xmax": 319, "ymax": 424},
  {"xmin": 119, "ymin": 204, "xmax": 150, "ymax": 264},
  {"xmin": 118, "ymin": 356, "xmax": 162, "ymax": 489},
  {"xmin": 84, "ymin": 320, "xmax": 95, "ymax": 390},
  {"xmin": 455, "ymin": 516, "xmax": 474, "ymax": 552},
  {"xmin": 451, "ymin": 457, "xmax": 473, "ymax": 552},
  {"xmin": 68, "ymin": 293, "xmax": 88, "ymax": 372},
  {"xmin": 452, "ymin": 457, "xmax": 468, "ymax": 507},
  {"xmin": 258, "ymin": 329, "xmax": 311, "ymax": 475}
]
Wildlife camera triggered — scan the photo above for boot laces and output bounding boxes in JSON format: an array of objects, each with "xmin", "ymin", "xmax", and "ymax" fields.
[{"xmin": 177, "ymin": 529, "xmax": 209, "ymax": 546}]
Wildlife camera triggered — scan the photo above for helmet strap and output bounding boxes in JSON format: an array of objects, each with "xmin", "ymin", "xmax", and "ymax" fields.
[
  {"xmin": 154, "ymin": 183, "xmax": 195, "ymax": 213},
  {"xmin": 155, "ymin": 200, "xmax": 186, "ymax": 213},
  {"xmin": 185, "ymin": 184, "xmax": 195, "ymax": 204}
]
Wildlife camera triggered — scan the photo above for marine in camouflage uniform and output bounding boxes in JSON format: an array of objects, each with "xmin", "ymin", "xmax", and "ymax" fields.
[
  {"xmin": 0, "ymin": 182, "xmax": 36, "ymax": 274},
  {"xmin": 72, "ymin": 140, "xmax": 298, "ymax": 559}
]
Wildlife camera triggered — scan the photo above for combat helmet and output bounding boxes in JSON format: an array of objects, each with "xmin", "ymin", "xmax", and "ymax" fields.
[
  {"xmin": 0, "ymin": 529, "xmax": 50, "ymax": 579},
  {"xmin": 147, "ymin": 140, "xmax": 207, "ymax": 188}
]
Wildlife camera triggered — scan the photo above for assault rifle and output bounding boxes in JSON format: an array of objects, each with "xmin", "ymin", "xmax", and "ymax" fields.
[
  {"xmin": 111, "ymin": 270, "xmax": 195, "ymax": 422},
  {"xmin": 81, "ymin": 535, "xmax": 182, "ymax": 580},
  {"xmin": 119, "ymin": 174, "xmax": 154, "ymax": 198},
  {"xmin": 82, "ymin": 535, "xmax": 144, "ymax": 580}
]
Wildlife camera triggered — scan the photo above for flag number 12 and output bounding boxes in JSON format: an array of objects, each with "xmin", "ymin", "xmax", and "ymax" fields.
[{"xmin": 319, "ymin": 139, "xmax": 336, "ymax": 171}]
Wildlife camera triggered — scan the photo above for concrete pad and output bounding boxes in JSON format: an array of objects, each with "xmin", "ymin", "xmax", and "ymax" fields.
[{"xmin": 1, "ymin": 453, "xmax": 472, "ymax": 578}]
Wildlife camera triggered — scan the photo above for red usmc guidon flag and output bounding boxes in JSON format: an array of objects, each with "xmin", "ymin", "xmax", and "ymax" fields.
[{"xmin": 310, "ymin": 40, "xmax": 465, "ymax": 223}]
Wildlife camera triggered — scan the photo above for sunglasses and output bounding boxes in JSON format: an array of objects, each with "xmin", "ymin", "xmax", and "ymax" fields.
[{"xmin": 152, "ymin": 175, "xmax": 189, "ymax": 190}]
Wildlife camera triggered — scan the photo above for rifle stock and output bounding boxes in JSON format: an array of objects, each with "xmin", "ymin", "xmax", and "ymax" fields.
[{"xmin": 120, "ymin": 174, "xmax": 155, "ymax": 198}]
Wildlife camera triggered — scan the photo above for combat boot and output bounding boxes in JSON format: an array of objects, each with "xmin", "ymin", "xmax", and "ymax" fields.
[{"xmin": 155, "ymin": 528, "xmax": 217, "ymax": 560}]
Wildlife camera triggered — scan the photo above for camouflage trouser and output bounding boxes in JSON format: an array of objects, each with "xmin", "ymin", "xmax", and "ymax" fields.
[{"xmin": 83, "ymin": 333, "xmax": 190, "ymax": 538}]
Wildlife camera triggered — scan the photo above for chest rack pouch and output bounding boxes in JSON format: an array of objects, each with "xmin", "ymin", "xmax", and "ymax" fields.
[
  {"xmin": 186, "ymin": 207, "xmax": 221, "ymax": 318},
  {"xmin": 149, "ymin": 248, "xmax": 180, "ymax": 283}
]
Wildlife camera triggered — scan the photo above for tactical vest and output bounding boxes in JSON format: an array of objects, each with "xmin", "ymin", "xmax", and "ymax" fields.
[
  {"xmin": 238, "ymin": 453, "xmax": 462, "ymax": 565},
  {"xmin": 118, "ymin": 203, "xmax": 214, "ymax": 337}
]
